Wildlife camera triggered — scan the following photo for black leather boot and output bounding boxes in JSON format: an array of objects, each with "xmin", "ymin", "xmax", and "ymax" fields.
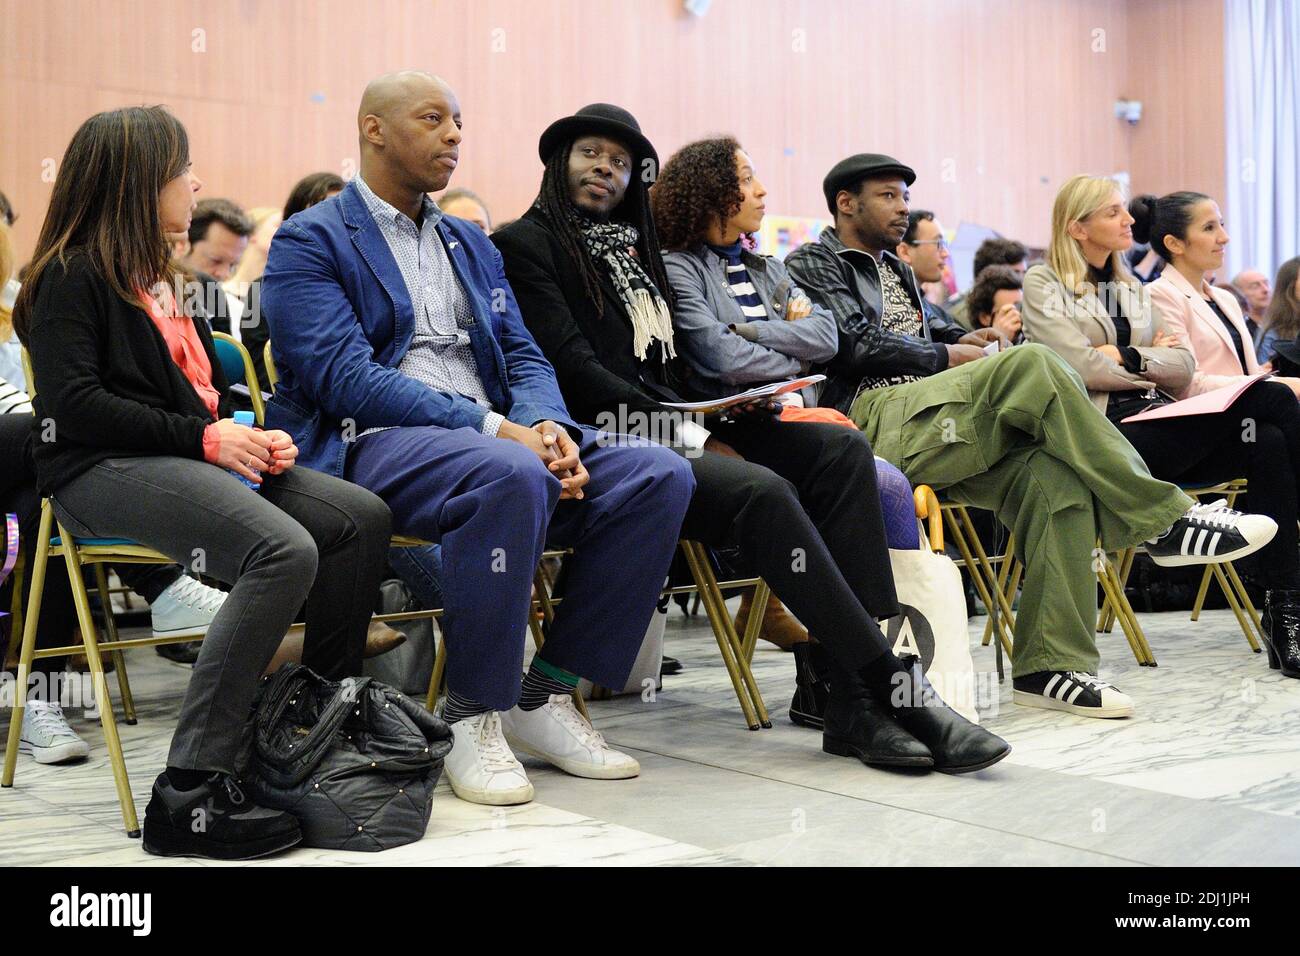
[
  {"xmin": 1262, "ymin": 589, "xmax": 1300, "ymax": 678},
  {"xmin": 885, "ymin": 656, "xmax": 1011, "ymax": 774},
  {"xmin": 822, "ymin": 680, "xmax": 934, "ymax": 769},
  {"xmin": 789, "ymin": 642, "xmax": 832, "ymax": 729}
]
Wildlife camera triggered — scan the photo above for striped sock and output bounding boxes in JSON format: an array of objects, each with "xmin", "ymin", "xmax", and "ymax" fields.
[
  {"xmin": 518, "ymin": 657, "xmax": 579, "ymax": 711},
  {"xmin": 442, "ymin": 688, "xmax": 490, "ymax": 724}
]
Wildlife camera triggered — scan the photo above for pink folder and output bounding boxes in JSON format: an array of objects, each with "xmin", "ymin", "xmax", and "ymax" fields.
[{"xmin": 1120, "ymin": 373, "xmax": 1271, "ymax": 423}]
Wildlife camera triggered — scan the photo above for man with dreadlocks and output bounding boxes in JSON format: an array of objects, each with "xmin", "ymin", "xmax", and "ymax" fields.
[
  {"xmin": 492, "ymin": 104, "xmax": 1011, "ymax": 774},
  {"xmin": 262, "ymin": 74, "xmax": 695, "ymax": 807}
]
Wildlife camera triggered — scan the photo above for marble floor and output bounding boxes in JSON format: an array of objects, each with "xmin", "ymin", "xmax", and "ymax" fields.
[{"xmin": 3, "ymin": 602, "xmax": 1299, "ymax": 867}]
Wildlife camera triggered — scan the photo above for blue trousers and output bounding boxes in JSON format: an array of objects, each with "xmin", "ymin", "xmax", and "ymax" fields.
[{"xmin": 346, "ymin": 425, "xmax": 694, "ymax": 709}]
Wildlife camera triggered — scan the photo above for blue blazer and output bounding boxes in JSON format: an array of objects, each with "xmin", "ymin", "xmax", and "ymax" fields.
[{"xmin": 261, "ymin": 179, "xmax": 574, "ymax": 477}]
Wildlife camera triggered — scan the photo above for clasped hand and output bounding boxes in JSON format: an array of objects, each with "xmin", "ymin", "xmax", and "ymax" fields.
[
  {"xmin": 499, "ymin": 419, "xmax": 589, "ymax": 500},
  {"xmin": 212, "ymin": 419, "xmax": 298, "ymax": 485}
]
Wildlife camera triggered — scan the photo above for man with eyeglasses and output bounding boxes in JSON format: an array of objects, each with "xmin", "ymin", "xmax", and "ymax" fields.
[{"xmin": 896, "ymin": 209, "xmax": 959, "ymax": 326}]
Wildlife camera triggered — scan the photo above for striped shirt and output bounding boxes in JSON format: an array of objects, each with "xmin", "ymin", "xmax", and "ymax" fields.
[
  {"xmin": 0, "ymin": 375, "xmax": 32, "ymax": 415},
  {"xmin": 709, "ymin": 241, "xmax": 768, "ymax": 320},
  {"xmin": 354, "ymin": 175, "xmax": 503, "ymax": 438}
]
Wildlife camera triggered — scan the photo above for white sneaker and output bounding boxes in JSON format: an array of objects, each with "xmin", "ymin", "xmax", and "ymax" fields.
[
  {"xmin": 151, "ymin": 575, "xmax": 227, "ymax": 639},
  {"xmin": 19, "ymin": 700, "xmax": 90, "ymax": 764},
  {"xmin": 1012, "ymin": 671, "xmax": 1135, "ymax": 719},
  {"xmin": 501, "ymin": 694, "xmax": 640, "ymax": 780},
  {"xmin": 1147, "ymin": 499, "xmax": 1277, "ymax": 567},
  {"xmin": 443, "ymin": 712, "xmax": 534, "ymax": 806}
]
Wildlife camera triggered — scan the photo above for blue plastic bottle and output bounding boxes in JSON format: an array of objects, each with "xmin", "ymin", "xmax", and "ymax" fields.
[{"xmin": 229, "ymin": 410, "xmax": 261, "ymax": 490}]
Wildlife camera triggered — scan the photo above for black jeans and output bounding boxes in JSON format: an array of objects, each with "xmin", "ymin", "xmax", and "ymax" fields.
[
  {"xmin": 51, "ymin": 456, "xmax": 391, "ymax": 774},
  {"xmin": 679, "ymin": 418, "xmax": 899, "ymax": 674},
  {"xmin": 1117, "ymin": 379, "xmax": 1300, "ymax": 587}
]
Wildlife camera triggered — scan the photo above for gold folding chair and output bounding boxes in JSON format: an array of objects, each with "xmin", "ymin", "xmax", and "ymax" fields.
[
  {"xmin": 211, "ymin": 331, "xmax": 266, "ymax": 425},
  {"xmin": 661, "ymin": 542, "xmax": 771, "ymax": 730},
  {"xmin": 263, "ymin": 339, "xmax": 279, "ymax": 392},
  {"xmin": 938, "ymin": 501, "xmax": 1016, "ymax": 655},
  {"xmin": 1100, "ymin": 480, "xmax": 1263, "ymax": 653},
  {"xmin": 2, "ymin": 500, "xmax": 195, "ymax": 837}
]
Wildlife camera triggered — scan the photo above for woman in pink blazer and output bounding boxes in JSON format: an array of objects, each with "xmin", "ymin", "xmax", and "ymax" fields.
[
  {"xmin": 1147, "ymin": 221, "xmax": 1300, "ymax": 399},
  {"xmin": 1134, "ymin": 190, "xmax": 1300, "ymax": 677}
]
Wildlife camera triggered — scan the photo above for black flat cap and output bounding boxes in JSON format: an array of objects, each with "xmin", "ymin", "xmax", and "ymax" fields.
[
  {"xmin": 538, "ymin": 103, "xmax": 657, "ymax": 168},
  {"xmin": 823, "ymin": 153, "xmax": 917, "ymax": 214}
]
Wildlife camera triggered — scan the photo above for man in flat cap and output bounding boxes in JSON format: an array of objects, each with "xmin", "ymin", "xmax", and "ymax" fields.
[{"xmin": 787, "ymin": 154, "xmax": 1242, "ymax": 723}]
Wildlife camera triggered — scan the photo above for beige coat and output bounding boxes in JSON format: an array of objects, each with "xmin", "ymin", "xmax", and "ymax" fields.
[{"xmin": 1021, "ymin": 262, "xmax": 1195, "ymax": 414}]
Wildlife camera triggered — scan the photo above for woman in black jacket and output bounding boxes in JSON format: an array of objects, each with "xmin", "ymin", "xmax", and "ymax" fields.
[{"xmin": 12, "ymin": 106, "xmax": 392, "ymax": 859}]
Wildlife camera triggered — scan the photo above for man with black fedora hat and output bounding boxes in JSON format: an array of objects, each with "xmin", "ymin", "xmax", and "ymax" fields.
[
  {"xmin": 493, "ymin": 110, "xmax": 1014, "ymax": 775},
  {"xmin": 262, "ymin": 74, "xmax": 696, "ymax": 806},
  {"xmin": 788, "ymin": 153, "xmax": 1260, "ymax": 721}
]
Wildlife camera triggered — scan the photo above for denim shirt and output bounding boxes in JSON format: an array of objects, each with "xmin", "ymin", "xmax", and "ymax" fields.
[{"xmin": 662, "ymin": 244, "xmax": 837, "ymax": 399}]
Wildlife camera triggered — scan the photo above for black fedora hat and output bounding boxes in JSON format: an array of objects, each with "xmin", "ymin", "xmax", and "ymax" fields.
[{"xmin": 538, "ymin": 103, "xmax": 657, "ymax": 168}]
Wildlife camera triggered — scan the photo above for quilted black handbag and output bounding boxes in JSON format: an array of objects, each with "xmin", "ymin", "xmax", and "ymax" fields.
[{"xmin": 246, "ymin": 663, "xmax": 453, "ymax": 851}]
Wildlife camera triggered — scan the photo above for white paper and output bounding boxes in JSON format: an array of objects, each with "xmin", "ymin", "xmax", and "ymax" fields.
[{"xmin": 659, "ymin": 375, "xmax": 827, "ymax": 414}]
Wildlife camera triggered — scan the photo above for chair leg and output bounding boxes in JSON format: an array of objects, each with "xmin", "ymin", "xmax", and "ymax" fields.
[
  {"xmin": 1190, "ymin": 564, "xmax": 1215, "ymax": 622},
  {"xmin": 958, "ymin": 508, "xmax": 1018, "ymax": 631},
  {"xmin": 3, "ymin": 507, "xmax": 52, "ymax": 789},
  {"xmin": 1098, "ymin": 547, "xmax": 1135, "ymax": 634},
  {"xmin": 682, "ymin": 542, "xmax": 769, "ymax": 730},
  {"xmin": 1101, "ymin": 555, "xmax": 1157, "ymax": 666},
  {"xmin": 58, "ymin": 526, "xmax": 139, "ymax": 837},
  {"xmin": 740, "ymin": 580, "xmax": 769, "ymax": 665},
  {"xmin": 981, "ymin": 535, "xmax": 1016, "ymax": 647},
  {"xmin": 425, "ymin": 627, "xmax": 446, "ymax": 712},
  {"xmin": 1096, "ymin": 560, "xmax": 1146, "ymax": 665},
  {"xmin": 92, "ymin": 564, "xmax": 136, "ymax": 725},
  {"xmin": 980, "ymin": 534, "xmax": 1019, "ymax": 655},
  {"xmin": 987, "ymin": 558, "xmax": 1021, "ymax": 658},
  {"xmin": 1221, "ymin": 561, "xmax": 1265, "ymax": 651},
  {"xmin": 944, "ymin": 507, "xmax": 1014, "ymax": 653},
  {"xmin": 1211, "ymin": 563, "xmax": 1264, "ymax": 652}
]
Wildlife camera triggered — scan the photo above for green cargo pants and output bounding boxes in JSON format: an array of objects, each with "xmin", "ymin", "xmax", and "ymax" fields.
[{"xmin": 852, "ymin": 344, "xmax": 1193, "ymax": 676}]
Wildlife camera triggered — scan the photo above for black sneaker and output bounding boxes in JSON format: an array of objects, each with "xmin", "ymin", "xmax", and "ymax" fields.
[
  {"xmin": 1146, "ymin": 500, "xmax": 1276, "ymax": 567},
  {"xmin": 1012, "ymin": 670, "xmax": 1134, "ymax": 718},
  {"xmin": 143, "ymin": 771, "xmax": 301, "ymax": 860},
  {"xmin": 155, "ymin": 642, "xmax": 201, "ymax": 667}
]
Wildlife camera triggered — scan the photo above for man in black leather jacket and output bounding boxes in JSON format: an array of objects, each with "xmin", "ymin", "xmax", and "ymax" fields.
[
  {"xmin": 788, "ymin": 152, "xmax": 1233, "ymax": 723},
  {"xmin": 785, "ymin": 185, "xmax": 991, "ymax": 413}
]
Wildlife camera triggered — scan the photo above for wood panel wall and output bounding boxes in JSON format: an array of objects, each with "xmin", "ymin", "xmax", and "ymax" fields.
[{"xmin": 0, "ymin": 0, "xmax": 1227, "ymax": 262}]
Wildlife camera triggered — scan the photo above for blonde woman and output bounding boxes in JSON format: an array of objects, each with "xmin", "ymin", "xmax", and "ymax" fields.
[{"xmin": 1023, "ymin": 175, "xmax": 1293, "ymax": 675}]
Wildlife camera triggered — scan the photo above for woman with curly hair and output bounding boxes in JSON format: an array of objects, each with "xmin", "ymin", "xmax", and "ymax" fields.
[
  {"xmin": 651, "ymin": 137, "xmax": 838, "ymax": 401},
  {"xmin": 630, "ymin": 133, "xmax": 1008, "ymax": 769}
]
